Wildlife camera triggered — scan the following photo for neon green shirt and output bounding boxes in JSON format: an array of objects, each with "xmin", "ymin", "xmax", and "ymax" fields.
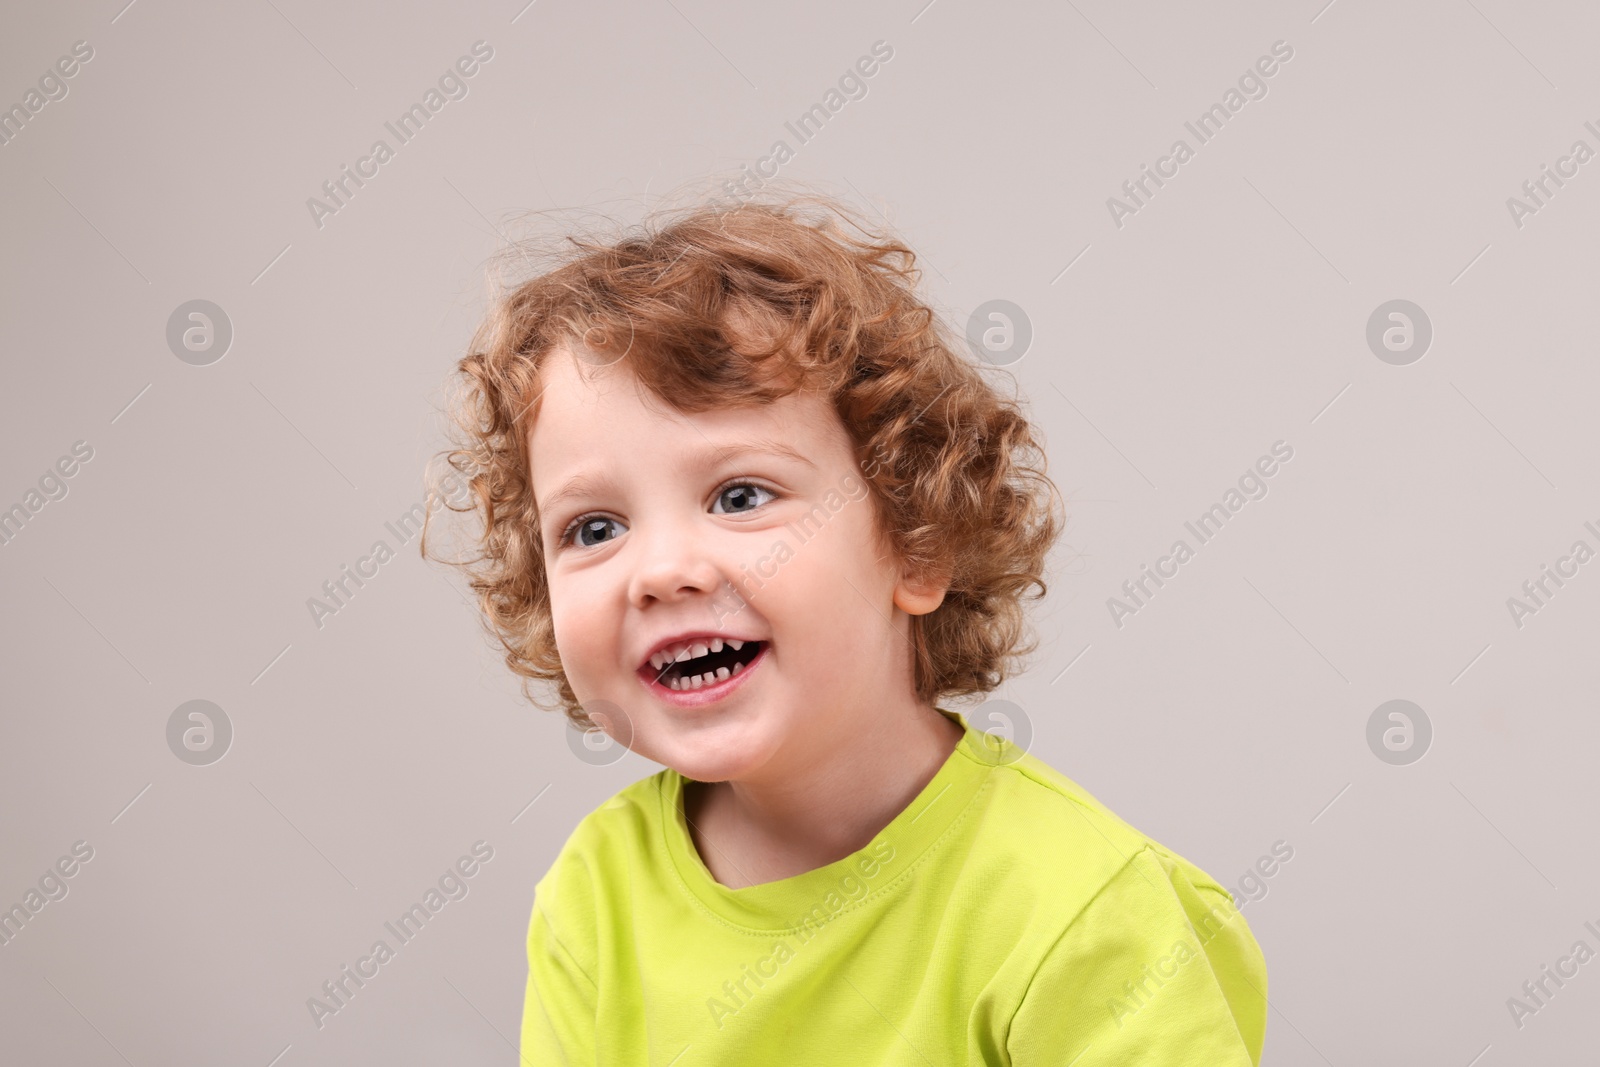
[{"xmin": 521, "ymin": 708, "xmax": 1268, "ymax": 1065}]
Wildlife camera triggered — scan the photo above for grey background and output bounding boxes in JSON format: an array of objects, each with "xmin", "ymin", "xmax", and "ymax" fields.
[{"xmin": 2, "ymin": 0, "xmax": 1596, "ymax": 1063}]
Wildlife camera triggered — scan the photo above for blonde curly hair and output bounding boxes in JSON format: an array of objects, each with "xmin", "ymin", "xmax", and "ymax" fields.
[{"xmin": 422, "ymin": 190, "xmax": 1064, "ymax": 730}]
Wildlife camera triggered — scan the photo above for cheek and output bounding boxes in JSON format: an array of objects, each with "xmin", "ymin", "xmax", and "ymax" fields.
[
  {"xmin": 811, "ymin": 500, "xmax": 897, "ymax": 587},
  {"xmin": 547, "ymin": 580, "xmax": 612, "ymax": 680},
  {"xmin": 772, "ymin": 515, "xmax": 895, "ymax": 631}
]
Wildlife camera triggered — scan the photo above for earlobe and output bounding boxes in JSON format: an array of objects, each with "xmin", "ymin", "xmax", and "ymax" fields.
[{"xmin": 893, "ymin": 572, "xmax": 948, "ymax": 616}]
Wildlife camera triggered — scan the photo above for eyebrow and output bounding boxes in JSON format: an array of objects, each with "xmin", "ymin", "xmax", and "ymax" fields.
[{"xmin": 536, "ymin": 439, "xmax": 818, "ymax": 518}]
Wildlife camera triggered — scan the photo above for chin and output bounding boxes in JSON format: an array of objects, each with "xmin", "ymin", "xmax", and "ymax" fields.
[{"xmin": 654, "ymin": 723, "xmax": 774, "ymax": 783}]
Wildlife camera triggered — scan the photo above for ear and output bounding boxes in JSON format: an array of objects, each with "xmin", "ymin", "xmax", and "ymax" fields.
[{"xmin": 893, "ymin": 564, "xmax": 949, "ymax": 616}]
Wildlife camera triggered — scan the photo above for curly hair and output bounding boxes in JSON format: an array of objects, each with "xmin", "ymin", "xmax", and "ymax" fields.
[{"xmin": 422, "ymin": 189, "xmax": 1064, "ymax": 730}]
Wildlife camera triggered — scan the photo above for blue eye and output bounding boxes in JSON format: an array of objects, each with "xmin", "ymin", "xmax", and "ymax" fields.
[
  {"xmin": 563, "ymin": 516, "xmax": 624, "ymax": 549},
  {"xmin": 557, "ymin": 482, "xmax": 776, "ymax": 550},
  {"xmin": 712, "ymin": 482, "xmax": 774, "ymax": 515}
]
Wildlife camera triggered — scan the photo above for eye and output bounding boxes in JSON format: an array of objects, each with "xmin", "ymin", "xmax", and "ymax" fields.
[
  {"xmin": 556, "ymin": 483, "xmax": 780, "ymax": 550},
  {"xmin": 560, "ymin": 515, "xmax": 626, "ymax": 549},
  {"xmin": 711, "ymin": 481, "xmax": 775, "ymax": 515}
]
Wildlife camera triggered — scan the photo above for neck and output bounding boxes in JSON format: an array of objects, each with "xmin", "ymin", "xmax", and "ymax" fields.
[{"xmin": 688, "ymin": 700, "xmax": 965, "ymax": 887}]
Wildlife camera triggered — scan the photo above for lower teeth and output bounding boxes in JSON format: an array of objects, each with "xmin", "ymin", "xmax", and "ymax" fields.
[{"xmin": 669, "ymin": 660, "xmax": 747, "ymax": 691}]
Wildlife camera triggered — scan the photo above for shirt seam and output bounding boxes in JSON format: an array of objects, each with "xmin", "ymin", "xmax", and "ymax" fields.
[
  {"xmin": 999, "ymin": 842, "xmax": 1161, "ymax": 1058},
  {"xmin": 1000, "ymin": 761, "xmax": 1236, "ymax": 900},
  {"xmin": 533, "ymin": 895, "xmax": 599, "ymax": 992},
  {"xmin": 659, "ymin": 764, "xmax": 996, "ymax": 937}
]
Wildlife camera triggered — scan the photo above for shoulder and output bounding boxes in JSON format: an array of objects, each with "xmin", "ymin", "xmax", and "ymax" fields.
[
  {"xmin": 522, "ymin": 772, "xmax": 675, "ymax": 1050},
  {"xmin": 527, "ymin": 768, "xmax": 672, "ymax": 944},
  {"xmin": 971, "ymin": 744, "xmax": 1236, "ymax": 920},
  {"xmin": 536, "ymin": 767, "xmax": 670, "ymax": 890},
  {"xmin": 960, "ymin": 746, "xmax": 1267, "ymax": 1063}
]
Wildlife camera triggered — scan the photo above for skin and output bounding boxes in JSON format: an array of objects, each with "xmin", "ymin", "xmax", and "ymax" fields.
[{"xmin": 528, "ymin": 344, "xmax": 965, "ymax": 890}]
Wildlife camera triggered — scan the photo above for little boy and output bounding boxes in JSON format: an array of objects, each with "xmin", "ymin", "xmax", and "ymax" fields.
[{"xmin": 430, "ymin": 193, "xmax": 1268, "ymax": 1064}]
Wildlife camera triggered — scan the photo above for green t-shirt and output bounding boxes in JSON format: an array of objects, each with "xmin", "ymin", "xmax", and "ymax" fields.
[{"xmin": 521, "ymin": 708, "xmax": 1268, "ymax": 1065}]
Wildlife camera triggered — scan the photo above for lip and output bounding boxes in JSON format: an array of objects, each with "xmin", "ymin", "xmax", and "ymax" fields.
[{"xmin": 636, "ymin": 641, "xmax": 768, "ymax": 709}]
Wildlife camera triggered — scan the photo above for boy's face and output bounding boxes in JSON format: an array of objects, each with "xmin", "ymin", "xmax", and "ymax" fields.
[{"xmin": 528, "ymin": 346, "xmax": 946, "ymax": 785}]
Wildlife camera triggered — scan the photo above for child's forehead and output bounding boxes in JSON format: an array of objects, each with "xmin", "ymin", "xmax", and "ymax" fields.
[{"xmin": 527, "ymin": 348, "xmax": 846, "ymax": 463}]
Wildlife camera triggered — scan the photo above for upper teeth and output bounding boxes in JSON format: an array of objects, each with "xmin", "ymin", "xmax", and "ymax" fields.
[{"xmin": 648, "ymin": 637, "xmax": 745, "ymax": 672}]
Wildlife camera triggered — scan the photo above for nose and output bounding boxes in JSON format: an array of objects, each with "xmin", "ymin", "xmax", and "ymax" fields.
[{"xmin": 626, "ymin": 511, "xmax": 727, "ymax": 609}]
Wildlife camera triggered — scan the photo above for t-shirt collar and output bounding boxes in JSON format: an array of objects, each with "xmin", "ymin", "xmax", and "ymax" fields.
[{"xmin": 659, "ymin": 707, "xmax": 998, "ymax": 931}]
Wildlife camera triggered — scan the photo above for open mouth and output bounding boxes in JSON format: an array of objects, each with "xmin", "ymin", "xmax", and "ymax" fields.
[{"xmin": 648, "ymin": 640, "xmax": 766, "ymax": 691}]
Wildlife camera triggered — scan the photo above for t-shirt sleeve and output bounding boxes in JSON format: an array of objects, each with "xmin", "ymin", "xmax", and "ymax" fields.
[
  {"xmin": 520, "ymin": 890, "xmax": 599, "ymax": 1066},
  {"xmin": 1005, "ymin": 845, "xmax": 1268, "ymax": 1066}
]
